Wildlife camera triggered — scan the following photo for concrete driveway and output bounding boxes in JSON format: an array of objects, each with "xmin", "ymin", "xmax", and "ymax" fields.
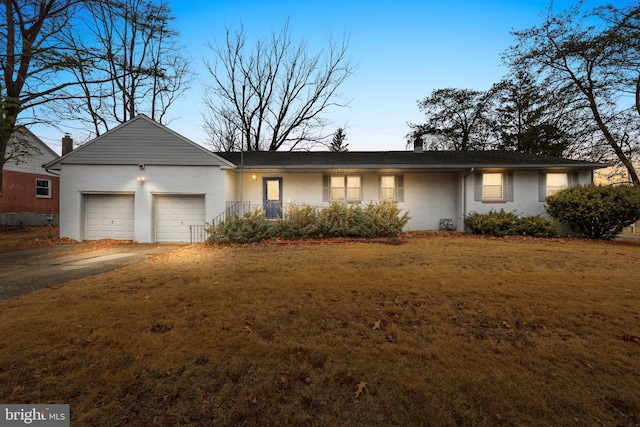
[{"xmin": 0, "ymin": 243, "xmax": 183, "ymax": 300}]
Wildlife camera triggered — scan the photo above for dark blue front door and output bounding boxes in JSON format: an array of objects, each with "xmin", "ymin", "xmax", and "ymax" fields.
[{"xmin": 263, "ymin": 178, "xmax": 282, "ymax": 219}]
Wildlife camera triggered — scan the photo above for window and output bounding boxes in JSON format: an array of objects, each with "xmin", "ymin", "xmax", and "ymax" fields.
[
  {"xmin": 546, "ymin": 173, "xmax": 568, "ymax": 196},
  {"xmin": 325, "ymin": 175, "xmax": 361, "ymax": 202},
  {"xmin": 36, "ymin": 178, "xmax": 51, "ymax": 198},
  {"xmin": 380, "ymin": 175, "xmax": 395, "ymax": 200},
  {"xmin": 539, "ymin": 172, "xmax": 577, "ymax": 201},
  {"xmin": 474, "ymin": 172, "xmax": 513, "ymax": 202},
  {"xmin": 379, "ymin": 174, "xmax": 404, "ymax": 202},
  {"xmin": 482, "ymin": 173, "xmax": 503, "ymax": 199}
]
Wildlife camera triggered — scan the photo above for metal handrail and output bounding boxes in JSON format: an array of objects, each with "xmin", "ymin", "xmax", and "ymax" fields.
[
  {"xmin": 189, "ymin": 224, "xmax": 209, "ymax": 244},
  {"xmin": 211, "ymin": 201, "xmax": 252, "ymax": 226}
]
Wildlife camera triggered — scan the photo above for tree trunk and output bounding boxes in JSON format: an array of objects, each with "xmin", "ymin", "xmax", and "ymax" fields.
[{"xmin": 588, "ymin": 93, "xmax": 640, "ymax": 186}]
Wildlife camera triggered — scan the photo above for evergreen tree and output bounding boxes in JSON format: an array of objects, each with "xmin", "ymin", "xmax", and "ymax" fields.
[{"xmin": 330, "ymin": 127, "xmax": 349, "ymax": 151}]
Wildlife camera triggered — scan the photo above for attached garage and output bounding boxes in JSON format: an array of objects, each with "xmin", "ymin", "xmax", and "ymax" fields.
[
  {"xmin": 85, "ymin": 194, "xmax": 135, "ymax": 240},
  {"xmin": 155, "ymin": 195, "xmax": 205, "ymax": 242}
]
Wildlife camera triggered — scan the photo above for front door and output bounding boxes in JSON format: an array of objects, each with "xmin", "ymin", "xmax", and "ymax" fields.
[{"xmin": 263, "ymin": 178, "xmax": 282, "ymax": 219}]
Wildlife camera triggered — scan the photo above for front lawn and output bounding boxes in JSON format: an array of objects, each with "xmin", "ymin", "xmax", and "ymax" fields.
[{"xmin": 0, "ymin": 234, "xmax": 638, "ymax": 426}]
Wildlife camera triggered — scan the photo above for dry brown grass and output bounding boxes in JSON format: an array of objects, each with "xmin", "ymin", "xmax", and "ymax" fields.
[
  {"xmin": 0, "ymin": 226, "xmax": 72, "ymax": 254},
  {"xmin": 0, "ymin": 233, "xmax": 639, "ymax": 426}
]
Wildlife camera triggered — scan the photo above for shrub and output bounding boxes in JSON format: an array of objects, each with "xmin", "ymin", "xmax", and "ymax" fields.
[
  {"xmin": 315, "ymin": 200, "xmax": 410, "ymax": 238},
  {"xmin": 515, "ymin": 215, "xmax": 559, "ymax": 238},
  {"xmin": 545, "ymin": 184, "xmax": 640, "ymax": 239},
  {"xmin": 360, "ymin": 200, "xmax": 410, "ymax": 238},
  {"xmin": 316, "ymin": 201, "xmax": 364, "ymax": 238},
  {"xmin": 464, "ymin": 209, "xmax": 558, "ymax": 237},
  {"xmin": 206, "ymin": 207, "xmax": 273, "ymax": 244},
  {"xmin": 273, "ymin": 204, "xmax": 319, "ymax": 239},
  {"xmin": 464, "ymin": 209, "xmax": 519, "ymax": 237},
  {"xmin": 207, "ymin": 201, "xmax": 411, "ymax": 243}
]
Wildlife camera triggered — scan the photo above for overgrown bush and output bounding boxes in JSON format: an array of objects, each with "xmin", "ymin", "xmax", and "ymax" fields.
[
  {"xmin": 545, "ymin": 184, "xmax": 640, "ymax": 239},
  {"xmin": 207, "ymin": 201, "xmax": 410, "ymax": 243},
  {"xmin": 514, "ymin": 214, "xmax": 559, "ymax": 237},
  {"xmin": 316, "ymin": 201, "xmax": 360, "ymax": 237},
  {"xmin": 272, "ymin": 204, "xmax": 319, "ymax": 239},
  {"xmin": 464, "ymin": 209, "xmax": 558, "ymax": 237},
  {"xmin": 316, "ymin": 200, "xmax": 410, "ymax": 238},
  {"xmin": 206, "ymin": 208, "xmax": 272, "ymax": 244},
  {"xmin": 360, "ymin": 200, "xmax": 410, "ymax": 238}
]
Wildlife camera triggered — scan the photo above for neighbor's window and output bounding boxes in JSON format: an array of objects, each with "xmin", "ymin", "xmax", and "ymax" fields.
[
  {"xmin": 330, "ymin": 175, "xmax": 361, "ymax": 202},
  {"xmin": 36, "ymin": 178, "xmax": 51, "ymax": 198},
  {"xmin": 546, "ymin": 173, "xmax": 568, "ymax": 196},
  {"xmin": 482, "ymin": 173, "xmax": 503, "ymax": 199}
]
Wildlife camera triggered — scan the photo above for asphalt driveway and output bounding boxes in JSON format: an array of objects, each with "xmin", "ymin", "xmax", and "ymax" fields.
[{"xmin": 0, "ymin": 243, "xmax": 183, "ymax": 300}]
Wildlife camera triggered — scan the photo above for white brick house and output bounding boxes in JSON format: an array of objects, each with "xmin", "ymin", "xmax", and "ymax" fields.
[{"xmin": 45, "ymin": 115, "xmax": 605, "ymax": 243}]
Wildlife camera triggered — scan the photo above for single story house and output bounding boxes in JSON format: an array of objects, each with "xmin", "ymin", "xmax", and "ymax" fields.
[
  {"xmin": 1, "ymin": 128, "xmax": 60, "ymax": 227},
  {"xmin": 44, "ymin": 115, "xmax": 605, "ymax": 243}
]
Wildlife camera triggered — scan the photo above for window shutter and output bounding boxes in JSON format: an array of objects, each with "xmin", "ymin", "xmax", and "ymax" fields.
[
  {"xmin": 322, "ymin": 175, "xmax": 330, "ymax": 202},
  {"xmin": 505, "ymin": 172, "xmax": 514, "ymax": 202},
  {"xmin": 538, "ymin": 172, "xmax": 547, "ymax": 202},
  {"xmin": 474, "ymin": 173, "xmax": 483, "ymax": 201},
  {"xmin": 396, "ymin": 174, "xmax": 404, "ymax": 202}
]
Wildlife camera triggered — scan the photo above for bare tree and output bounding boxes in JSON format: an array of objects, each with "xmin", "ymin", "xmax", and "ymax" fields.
[
  {"xmin": 505, "ymin": 2, "xmax": 640, "ymax": 185},
  {"xmin": 203, "ymin": 22, "xmax": 353, "ymax": 151},
  {"xmin": 51, "ymin": 0, "xmax": 192, "ymax": 138},
  {"xmin": 0, "ymin": 0, "xmax": 86, "ymax": 194},
  {"xmin": 0, "ymin": 0, "xmax": 190, "ymax": 194}
]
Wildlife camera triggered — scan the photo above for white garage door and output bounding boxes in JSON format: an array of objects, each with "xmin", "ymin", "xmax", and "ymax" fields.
[
  {"xmin": 85, "ymin": 194, "xmax": 135, "ymax": 240},
  {"xmin": 155, "ymin": 195, "xmax": 205, "ymax": 243}
]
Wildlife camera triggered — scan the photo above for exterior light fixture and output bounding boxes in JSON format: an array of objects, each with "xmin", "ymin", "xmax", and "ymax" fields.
[
  {"xmin": 252, "ymin": 174, "xmax": 257, "ymax": 182},
  {"xmin": 137, "ymin": 176, "xmax": 145, "ymax": 184}
]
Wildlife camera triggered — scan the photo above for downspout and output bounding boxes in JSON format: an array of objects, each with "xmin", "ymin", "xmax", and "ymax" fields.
[{"xmin": 462, "ymin": 167, "xmax": 474, "ymax": 232}]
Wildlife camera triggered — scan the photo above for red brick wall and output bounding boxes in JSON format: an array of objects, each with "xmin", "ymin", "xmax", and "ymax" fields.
[{"xmin": 0, "ymin": 170, "xmax": 60, "ymax": 213}]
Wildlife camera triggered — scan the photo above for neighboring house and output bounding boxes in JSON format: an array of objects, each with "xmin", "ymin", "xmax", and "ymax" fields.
[
  {"xmin": 44, "ymin": 115, "xmax": 606, "ymax": 243},
  {"xmin": 1, "ymin": 128, "xmax": 60, "ymax": 227}
]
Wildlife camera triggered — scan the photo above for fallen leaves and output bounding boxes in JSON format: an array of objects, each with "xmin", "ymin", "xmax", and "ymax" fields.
[
  {"xmin": 354, "ymin": 381, "xmax": 368, "ymax": 399},
  {"xmin": 372, "ymin": 320, "xmax": 381, "ymax": 331}
]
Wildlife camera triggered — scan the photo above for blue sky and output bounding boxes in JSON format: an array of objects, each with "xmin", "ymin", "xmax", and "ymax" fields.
[
  {"xmin": 37, "ymin": 0, "xmax": 613, "ymax": 152},
  {"xmin": 169, "ymin": 0, "xmax": 587, "ymax": 151}
]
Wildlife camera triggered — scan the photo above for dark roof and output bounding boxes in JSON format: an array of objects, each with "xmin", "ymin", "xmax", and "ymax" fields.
[{"xmin": 215, "ymin": 150, "xmax": 606, "ymax": 171}]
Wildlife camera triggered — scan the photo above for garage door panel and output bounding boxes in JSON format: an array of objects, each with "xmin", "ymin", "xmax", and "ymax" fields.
[
  {"xmin": 85, "ymin": 194, "xmax": 135, "ymax": 240},
  {"xmin": 156, "ymin": 195, "xmax": 205, "ymax": 243}
]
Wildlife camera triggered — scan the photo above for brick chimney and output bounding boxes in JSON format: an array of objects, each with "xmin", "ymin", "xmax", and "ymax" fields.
[
  {"xmin": 62, "ymin": 133, "xmax": 73, "ymax": 156},
  {"xmin": 413, "ymin": 134, "xmax": 423, "ymax": 153}
]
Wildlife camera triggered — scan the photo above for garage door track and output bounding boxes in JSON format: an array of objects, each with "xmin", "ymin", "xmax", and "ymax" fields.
[{"xmin": 0, "ymin": 243, "xmax": 182, "ymax": 300}]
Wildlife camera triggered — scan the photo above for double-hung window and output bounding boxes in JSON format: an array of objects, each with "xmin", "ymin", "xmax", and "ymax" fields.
[
  {"xmin": 474, "ymin": 172, "xmax": 513, "ymax": 202},
  {"xmin": 327, "ymin": 175, "xmax": 361, "ymax": 202},
  {"xmin": 539, "ymin": 172, "xmax": 577, "ymax": 201},
  {"xmin": 36, "ymin": 178, "xmax": 52, "ymax": 198},
  {"xmin": 482, "ymin": 173, "xmax": 503, "ymax": 199},
  {"xmin": 546, "ymin": 173, "xmax": 568, "ymax": 196},
  {"xmin": 379, "ymin": 174, "xmax": 404, "ymax": 202}
]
